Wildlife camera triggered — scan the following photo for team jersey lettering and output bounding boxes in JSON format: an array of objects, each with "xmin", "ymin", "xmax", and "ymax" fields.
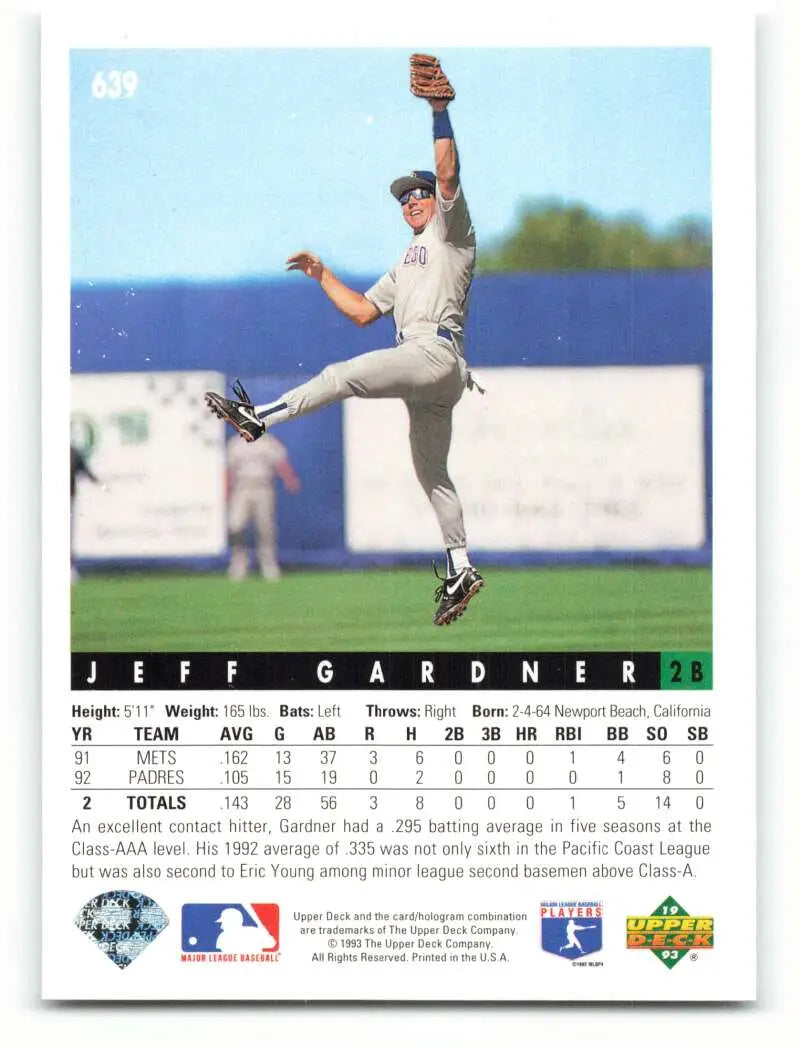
[{"xmin": 403, "ymin": 244, "xmax": 428, "ymax": 267}]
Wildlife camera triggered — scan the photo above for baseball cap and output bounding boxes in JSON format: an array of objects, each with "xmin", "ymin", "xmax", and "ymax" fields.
[{"xmin": 390, "ymin": 169, "xmax": 436, "ymax": 201}]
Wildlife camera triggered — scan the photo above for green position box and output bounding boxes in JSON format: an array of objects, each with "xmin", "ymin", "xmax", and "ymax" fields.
[{"xmin": 660, "ymin": 652, "xmax": 713, "ymax": 689}]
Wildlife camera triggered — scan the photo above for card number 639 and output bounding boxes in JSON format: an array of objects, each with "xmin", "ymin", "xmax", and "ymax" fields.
[{"xmin": 91, "ymin": 71, "xmax": 138, "ymax": 99}]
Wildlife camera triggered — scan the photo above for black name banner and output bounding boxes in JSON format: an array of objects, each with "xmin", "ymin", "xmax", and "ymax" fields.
[{"xmin": 71, "ymin": 653, "xmax": 665, "ymax": 691}]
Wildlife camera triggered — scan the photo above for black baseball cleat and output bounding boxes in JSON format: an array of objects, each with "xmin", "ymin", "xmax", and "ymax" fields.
[
  {"xmin": 432, "ymin": 562, "xmax": 485, "ymax": 626},
  {"xmin": 205, "ymin": 379, "xmax": 264, "ymax": 442}
]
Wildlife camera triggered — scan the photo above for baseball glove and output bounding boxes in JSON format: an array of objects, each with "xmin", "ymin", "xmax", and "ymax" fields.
[{"xmin": 409, "ymin": 53, "xmax": 455, "ymax": 101}]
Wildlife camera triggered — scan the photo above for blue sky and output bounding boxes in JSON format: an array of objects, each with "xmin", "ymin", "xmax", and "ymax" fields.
[{"xmin": 71, "ymin": 48, "xmax": 710, "ymax": 281}]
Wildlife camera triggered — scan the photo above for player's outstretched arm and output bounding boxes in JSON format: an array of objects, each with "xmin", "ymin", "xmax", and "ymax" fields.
[
  {"xmin": 431, "ymin": 99, "xmax": 459, "ymax": 201},
  {"xmin": 286, "ymin": 251, "xmax": 379, "ymax": 327},
  {"xmin": 409, "ymin": 54, "xmax": 460, "ymax": 201}
]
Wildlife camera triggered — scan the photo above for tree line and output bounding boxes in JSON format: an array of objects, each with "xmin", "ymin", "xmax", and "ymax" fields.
[{"xmin": 478, "ymin": 199, "xmax": 711, "ymax": 272}]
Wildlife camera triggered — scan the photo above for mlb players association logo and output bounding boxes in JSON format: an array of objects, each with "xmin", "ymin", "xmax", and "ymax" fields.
[
  {"xmin": 626, "ymin": 896, "xmax": 714, "ymax": 968},
  {"xmin": 74, "ymin": 890, "xmax": 169, "ymax": 969},
  {"xmin": 541, "ymin": 901, "xmax": 602, "ymax": 960},
  {"xmin": 182, "ymin": 903, "xmax": 280, "ymax": 963}
]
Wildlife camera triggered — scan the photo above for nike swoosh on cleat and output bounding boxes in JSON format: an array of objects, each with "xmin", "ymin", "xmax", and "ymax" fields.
[
  {"xmin": 445, "ymin": 577, "xmax": 466, "ymax": 596},
  {"xmin": 434, "ymin": 578, "xmax": 484, "ymax": 626}
]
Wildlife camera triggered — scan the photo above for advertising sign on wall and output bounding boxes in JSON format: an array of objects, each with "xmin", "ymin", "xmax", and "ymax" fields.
[
  {"xmin": 70, "ymin": 371, "xmax": 227, "ymax": 557},
  {"xmin": 344, "ymin": 365, "xmax": 706, "ymax": 553}
]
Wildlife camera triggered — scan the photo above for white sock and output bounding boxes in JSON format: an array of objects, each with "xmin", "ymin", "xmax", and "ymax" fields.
[{"xmin": 446, "ymin": 546, "xmax": 470, "ymax": 576}]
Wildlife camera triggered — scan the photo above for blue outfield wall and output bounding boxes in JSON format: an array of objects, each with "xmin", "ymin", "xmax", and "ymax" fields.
[
  {"xmin": 72, "ymin": 270, "xmax": 711, "ymax": 372},
  {"xmin": 71, "ymin": 271, "xmax": 712, "ymax": 568}
]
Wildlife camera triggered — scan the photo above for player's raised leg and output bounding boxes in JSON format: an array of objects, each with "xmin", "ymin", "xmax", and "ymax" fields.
[
  {"xmin": 206, "ymin": 346, "xmax": 439, "ymax": 439},
  {"xmin": 252, "ymin": 341, "xmax": 456, "ymax": 426}
]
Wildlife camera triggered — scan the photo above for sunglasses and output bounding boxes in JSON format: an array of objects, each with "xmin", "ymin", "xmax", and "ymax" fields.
[{"xmin": 399, "ymin": 187, "xmax": 433, "ymax": 205}]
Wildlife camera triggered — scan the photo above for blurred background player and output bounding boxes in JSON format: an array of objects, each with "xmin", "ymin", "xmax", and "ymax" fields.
[
  {"xmin": 206, "ymin": 56, "xmax": 484, "ymax": 625},
  {"xmin": 226, "ymin": 429, "xmax": 300, "ymax": 581},
  {"xmin": 70, "ymin": 441, "xmax": 100, "ymax": 583}
]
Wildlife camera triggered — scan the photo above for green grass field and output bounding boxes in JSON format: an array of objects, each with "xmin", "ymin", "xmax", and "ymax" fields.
[{"xmin": 71, "ymin": 566, "xmax": 711, "ymax": 652}]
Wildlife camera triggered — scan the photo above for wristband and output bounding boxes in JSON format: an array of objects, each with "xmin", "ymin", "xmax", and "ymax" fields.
[{"xmin": 432, "ymin": 108, "xmax": 453, "ymax": 140}]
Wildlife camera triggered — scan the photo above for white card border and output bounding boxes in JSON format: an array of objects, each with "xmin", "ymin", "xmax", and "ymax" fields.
[{"xmin": 2, "ymin": 0, "xmax": 786, "ymax": 1037}]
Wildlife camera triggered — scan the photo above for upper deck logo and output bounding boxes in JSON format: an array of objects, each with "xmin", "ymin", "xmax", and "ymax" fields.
[
  {"xmin": 626, "ymin": 896, "xmax": 714, "ymax": 968},
  {"xmin": 74, "ymin": 889, "xmax": 168, "ymax": 969},
  {"xmin": 541, "ymin": 901, "xmax": 603, "ymax": 960},
  {"xmin": 181, "ymin": 903, "xmax": 280, "ymax": 963}
]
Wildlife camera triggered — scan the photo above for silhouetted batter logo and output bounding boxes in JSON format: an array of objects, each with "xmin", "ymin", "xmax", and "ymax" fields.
[
  {"xmin": 541, "ymin": 901, "xmax": 603, "ymax": 960},
  {"xmin": 626, "ymin": 896, "xmax": 714, "ymax": 968},
  {"xmin": 181, "ymin": 903, "xmax": 280, "ymax": 963},
  {"xmin": 74, "ymin": 890, "xmax": 168, "ymax": 969}
]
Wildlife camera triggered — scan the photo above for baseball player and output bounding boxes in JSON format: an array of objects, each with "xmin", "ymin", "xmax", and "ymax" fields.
[
  {"xmin": 206, "ymin": 55, "xmax": 483, "ymax": 626},
  {"xmin": 70, "ymin": 442, "xmax": 100, "ymax": 583},
  {"xmin": 559, "ymin": 919, "xmax": 598, "ymax": 955},
  {"xmin": 226, "ymin": 430, "xmax": 300, "ymax": 581}
]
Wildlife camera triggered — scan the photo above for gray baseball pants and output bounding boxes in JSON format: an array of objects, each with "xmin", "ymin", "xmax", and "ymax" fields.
[
  {"xmin": 228, "ymin": 485, "xmax": 280, "ymax": 578},
  {"xmin": 279, "ymin": 337, "xmax": 468, "ymax": 548}
]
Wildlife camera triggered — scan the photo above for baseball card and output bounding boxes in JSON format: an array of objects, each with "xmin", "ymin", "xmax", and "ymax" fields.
[{"xmin": 40, "ymin": 1, "xmax": 757, "ymax": 1004}]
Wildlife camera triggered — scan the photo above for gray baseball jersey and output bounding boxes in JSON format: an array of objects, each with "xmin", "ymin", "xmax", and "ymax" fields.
[
  {"xmin": 364, "ymin": 185, "xmax": 476, "ymax": 349},
  {"xmin": 227, "ymin": 431, "xmax": 287, "ymax": 488},
  {"xmin": 273, "ymin": 183, "xmax": 476, "ymax": 549}
]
